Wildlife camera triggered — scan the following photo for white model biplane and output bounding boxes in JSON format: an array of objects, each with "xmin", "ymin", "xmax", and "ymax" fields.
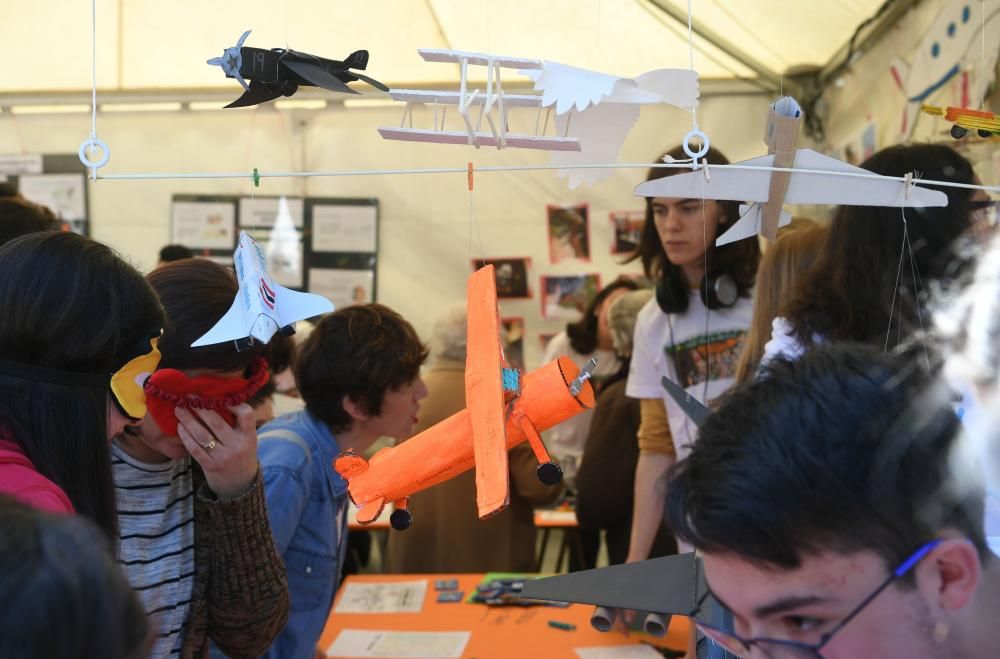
[
  {"xmin": 635, "ymin": 97, "xmax": 950, "ymax": 246},
  {"xmin": 379, "ymin": 49, "xmax": 700, "ymax": 187}
]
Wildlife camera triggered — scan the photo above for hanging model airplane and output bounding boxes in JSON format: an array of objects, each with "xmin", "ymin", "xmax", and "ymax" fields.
[
  {"xmin": 334, "ymin": 264, "xmax": 596, "ymax": 530},
  {"xmin": 207, "ymin": 30, "xmax": 389, "ymax": 108},
  {"xmin": 921, "ymin": 104, "xmax": 1000, "ymax": 139},
  {"xmin": 379, "ymin": 49, "xmax": 699, "ymax": 187},
  {"xmin": 191, "ymin": 231, "xmax": 334, "ymax": 350},
  {"xmin": 635, "ymin": 96, "xmax": 950, "ymax": 246}
]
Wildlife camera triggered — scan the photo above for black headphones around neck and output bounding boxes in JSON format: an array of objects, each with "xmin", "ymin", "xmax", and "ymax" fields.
[{"xmin": 655, "ymin": 271, "xmax": 738, "ymax": 314}]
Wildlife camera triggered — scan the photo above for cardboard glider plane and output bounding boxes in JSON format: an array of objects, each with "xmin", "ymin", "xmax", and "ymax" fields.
[
  {"xmin": 208, "ymin": 30, "xmax": 389, "ymax": 108},
  {"xmin": 191, "ymin": 231, "xmax": 334, "ymax": 350},
  {"xmin": 335, "ymin": 264, "xmax": 596, "ymax": 530},
  {"xmin": 635, "ymin": 96, "xmax": 949, "ymax": 246}
]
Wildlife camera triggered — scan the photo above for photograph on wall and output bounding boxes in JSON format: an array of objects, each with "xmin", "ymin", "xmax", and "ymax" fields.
[
  {"xmin": 547, "ymin": 203, "xmax": 590, "ymax": 264},
  {"xmin": 309, "ymin": 268, "xmax": 374, "ymax": 309},
  {"xmin": 171, "ymin": 200, "xmax": 236, "ymax": 250},
  {"xmin": 609, "ymin": 210, "xmax": 645, "ymax": 255},
  {"xmin": 471, "ymin": 257, "xmax": 531, "ymax": 299},
  {"xmin": 500, "ymin": 317, "xmax": 525, "ymax": 371},
  {"xmin": 540, "ymin": 273, "xmax": 601, "ymax": 319}
]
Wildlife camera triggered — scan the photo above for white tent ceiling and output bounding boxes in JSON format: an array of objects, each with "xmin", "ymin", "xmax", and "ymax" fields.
[{"xmin": 2, "ymin": 0, "xmax": 889, "ymax": 96}]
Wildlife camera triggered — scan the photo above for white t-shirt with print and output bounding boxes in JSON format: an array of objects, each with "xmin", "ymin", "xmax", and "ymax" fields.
[{"xmin": 627, "ymin": 293, "xmax": 752, "ymax": 461}]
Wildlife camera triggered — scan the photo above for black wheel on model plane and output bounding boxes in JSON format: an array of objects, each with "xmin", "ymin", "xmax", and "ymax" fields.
[
  {"xmin": 951, "ymin": 124, "xmax": 968, "ymax": 139},
  {"xmin": 979, "ymin": 129, "xmax": 996, "ymax": 138},
  {"xmin": 536, "ymin": 462, "xmax": 563, "ymax": 486},
  {"xmin": 390, "ymin": 508, "xmax": 412, "ymax": 531}
]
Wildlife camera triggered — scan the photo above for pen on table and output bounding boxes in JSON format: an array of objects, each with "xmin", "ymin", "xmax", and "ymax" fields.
[{"xmin": 548, "ymin": 620, "xmax": 576, "ymax": 631}]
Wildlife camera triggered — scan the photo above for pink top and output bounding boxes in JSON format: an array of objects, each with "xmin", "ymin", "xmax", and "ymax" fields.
[{"xmin": 0, "ymin": 432, "xmax": 74, "ymax": 515}]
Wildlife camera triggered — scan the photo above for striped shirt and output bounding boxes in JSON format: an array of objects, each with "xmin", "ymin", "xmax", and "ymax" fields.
[{"xmin": 112, "ymin": 444, "xmax": 195, "ymax": 659}]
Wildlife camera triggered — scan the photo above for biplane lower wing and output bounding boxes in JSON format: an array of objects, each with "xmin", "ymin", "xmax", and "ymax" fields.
[
  {"xmin": 465, "ymin": 265, "xmax": 510, "ymax": 519},
  {"xmin": 378, "ymin": 127, "xmax": 581, "ymax": 151}
]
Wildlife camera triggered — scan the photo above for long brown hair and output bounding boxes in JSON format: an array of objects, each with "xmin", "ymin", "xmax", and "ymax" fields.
[
  {"xmin": 627, "ymin": 144, "xmax": 760, "ymax": 313},
  {"xmin": 733, "ymin": 221, "xmax": 826, "ymax": 384},
  {"xmin": 781, "ymin": 144, "xmax": 974, "ymax": 348}
]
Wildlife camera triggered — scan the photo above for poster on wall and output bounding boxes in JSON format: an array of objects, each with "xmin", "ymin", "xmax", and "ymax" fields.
[
  {"xmin": 500, "ymin": 317, "xmax": 525, "ymax": 371},
  {"xmin": 309, "ymin": 268, "xmax": 374, "ymax": 309},
  {"xmin": 238, "ymin": 196, "xmax": 305, "ymax": 228},
  {"xmin": 312, "ymin": 204, "xmax": 377, "ymax": 253},
  {"xmin": 547, "ymin": 203, "xmax": 590, "ymax": 264},
  {"xmin": 540, "ymin": 273, "xmax": 601, "ymax": 319},
  {"xmin": 18, "ymin": 173, "xmax": 86, "ymax": 233},
  {"xmin": 471, "ymin": 257, "xmax": 531, "ymax": 298},
  {"xmin": 171, "ymin": 200, "xmax": 236, "ymax": 250},
  {"xmin": 609, "ymin": 210, "xmax": 645, "ymax": 255}
]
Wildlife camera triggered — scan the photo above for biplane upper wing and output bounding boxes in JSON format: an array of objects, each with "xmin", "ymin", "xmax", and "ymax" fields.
[{"xmin": 465, "ymin": 265, "xmax": 511, "ymax": 519}]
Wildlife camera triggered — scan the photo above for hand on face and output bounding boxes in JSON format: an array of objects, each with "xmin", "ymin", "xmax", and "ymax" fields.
[{"xmin": 174, "ymin": 404, "xmax": 259, "ymax": 500}]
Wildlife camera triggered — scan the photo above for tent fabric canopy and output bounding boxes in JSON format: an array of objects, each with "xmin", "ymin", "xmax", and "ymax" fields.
[{"xmin": 1, "ymin": 0, "xmax": 886, "ymax": 93}]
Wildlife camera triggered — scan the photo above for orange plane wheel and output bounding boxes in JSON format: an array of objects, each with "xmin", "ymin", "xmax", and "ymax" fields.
[
  {"xmin": 389, "ymin": 508, "xmax": 413, "ymax": 531},
  {"xmin": 951, "ymin": 124, "xmax": 968, "ymax": 139},
  {"xmin": 536, "ymin": 462, "xmax": 563, "ymax": 486},
  {"xmin": 979, "ymin": 129, "xmax": 996, "ymax": 138}
]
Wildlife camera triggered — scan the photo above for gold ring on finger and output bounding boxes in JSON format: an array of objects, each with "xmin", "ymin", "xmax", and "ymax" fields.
[{"xmin": 203, "ymin": 439, "xmax": 217, "ymax": 452}]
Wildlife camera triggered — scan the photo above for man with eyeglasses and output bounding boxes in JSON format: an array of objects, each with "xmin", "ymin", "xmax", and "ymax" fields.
[{"xmin": 665, "ymin": 343, "xmax": 1000, "ymax": 658}]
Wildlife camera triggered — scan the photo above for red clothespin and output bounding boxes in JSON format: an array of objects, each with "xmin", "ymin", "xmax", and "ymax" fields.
[{"xmin": 467, "ymin": 162, "xmax": 475, "ymax": 191}]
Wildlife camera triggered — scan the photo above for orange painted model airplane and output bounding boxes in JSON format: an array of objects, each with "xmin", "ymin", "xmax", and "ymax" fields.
[{"xmin": 334, "ymin": 264, "xmax": 596, "ymax": 530}]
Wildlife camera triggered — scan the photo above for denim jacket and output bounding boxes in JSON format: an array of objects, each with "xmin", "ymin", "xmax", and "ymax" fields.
[{"xmin": 255, "ymin": 410, "xmax": 349, "ymax": 659}]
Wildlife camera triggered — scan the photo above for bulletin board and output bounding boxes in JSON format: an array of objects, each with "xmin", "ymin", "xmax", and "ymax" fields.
[
  {"xmin": 169, "ymin": 194, "xmax": 379, "ymax": 300},
  {"xmin": 305, "ymin": 197, "xmax": 379, "ymax": 309},
  {"xmin": 2, "ymin": 153, "xmax": 90, "ymax": 235}
]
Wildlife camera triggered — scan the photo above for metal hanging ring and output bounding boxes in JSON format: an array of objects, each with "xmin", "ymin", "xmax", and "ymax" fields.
[{"xmin": 78, "ymin": 138, "xmax": 110, "ymax": 170}]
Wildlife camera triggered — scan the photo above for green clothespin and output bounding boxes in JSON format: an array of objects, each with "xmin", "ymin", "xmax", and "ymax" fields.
[{"xmin": 252, "ymin": 167, "xmax": 260, "ymax": 187}]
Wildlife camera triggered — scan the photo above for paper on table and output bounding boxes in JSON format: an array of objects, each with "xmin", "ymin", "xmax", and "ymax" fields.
[
  {"xmin": 536, "ymin": 509, "xmax": 577, "ymax": 523},
  {"xmin": 327, "ymin": 630, "xmax": 470, "ymax": 658},
  {"xmin": 574, "ymin": 645, "xmax": 665, "ymax": 659},
  {"xmin": 312, "ymin": 204, "xmax": 377, "ymax": 253},
  {"xmin": 334, "ymin": 580, "xmax": 427, "ymax": 614}
]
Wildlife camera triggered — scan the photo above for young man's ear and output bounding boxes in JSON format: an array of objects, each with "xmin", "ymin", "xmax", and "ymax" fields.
[
  {"xmin": 342, "ymin": 395, "xmax": 370, "ymax": 423},
  {"xmin": 918, "ymin": 538, "xmax": 982, "ymax": 613}
]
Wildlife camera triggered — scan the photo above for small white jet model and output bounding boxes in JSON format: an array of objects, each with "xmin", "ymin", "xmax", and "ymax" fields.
[
  {"xmin": 635, "ymin": 96, "xmax": 949, "ymax": 246},
  {"xmin": 192, "ymin": 231, "xmax": 334, "ymax": 350}
]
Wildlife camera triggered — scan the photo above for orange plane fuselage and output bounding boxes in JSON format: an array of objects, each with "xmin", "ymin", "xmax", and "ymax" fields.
[{"xmin": 340, "ymin": 355, "xmax": 594, "ymax": 513}]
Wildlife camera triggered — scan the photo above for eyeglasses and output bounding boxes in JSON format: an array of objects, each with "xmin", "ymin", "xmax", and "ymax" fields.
[{"xmin": 691, "ymin": 540, "xmax": 941, "ymax": 659}]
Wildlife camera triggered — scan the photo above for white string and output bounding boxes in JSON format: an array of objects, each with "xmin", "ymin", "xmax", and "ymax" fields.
[
  {"xmin": 686, "ymin": 0, "xmax": 699, "ymax": 130},
  {"xmin": 90, "ymin": 0, "xmax": 97, "ymax": 144},
  {"xmin": 92, "ymin": 162, "xmax": 1000, "ymax": 194},
  {"xmin": 884, "ymin": 212, "xmax": 908, "ymax": 352},
  {"xmin": 981, "ymin": 0, "xmax": 987, "ymax": 106}
]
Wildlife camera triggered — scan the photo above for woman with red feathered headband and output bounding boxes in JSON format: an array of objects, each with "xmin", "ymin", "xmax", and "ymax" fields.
[{"xmin": 113, "ymin": 258, "xmax": 289, "ymax": 659}]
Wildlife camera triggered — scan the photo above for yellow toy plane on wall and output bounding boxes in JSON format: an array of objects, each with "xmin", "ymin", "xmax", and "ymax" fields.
[
  {"xmin": 334, "ymin": 265, "xmax": 596, "ymax": 530},
  {"xmin": 921, "ymin": 104, "xmax": 1000, "ymax": 139}
]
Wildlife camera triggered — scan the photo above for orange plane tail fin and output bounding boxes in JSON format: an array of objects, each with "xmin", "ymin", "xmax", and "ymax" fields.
[
  {"xmin": 334, "ymin": 451, "xmax": 369, "ymax": 482},
  {"xmin": 465, "ymin": 265, "xmax": 511, "ymax": 519},
  {"xmin": 355, "ymin": 496, "xmax": 387, "ymax": 525}
]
